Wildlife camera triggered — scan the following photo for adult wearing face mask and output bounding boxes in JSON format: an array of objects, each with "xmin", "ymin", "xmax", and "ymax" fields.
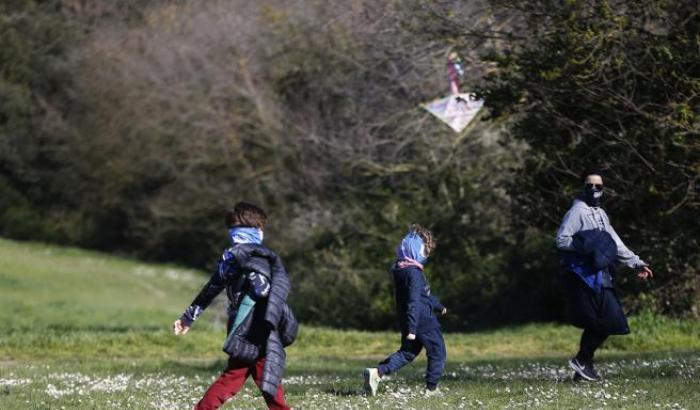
[{"xmin": 555, "ymin": 169, "xmax": 653, "ymax": 382}]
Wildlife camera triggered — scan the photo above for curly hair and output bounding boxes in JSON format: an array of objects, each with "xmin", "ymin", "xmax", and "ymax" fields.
[{"xmin": 410, "ymin": 223, "xmax": 436, "ymax": 255}]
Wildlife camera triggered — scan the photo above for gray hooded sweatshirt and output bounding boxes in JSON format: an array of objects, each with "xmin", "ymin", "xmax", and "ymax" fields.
[{"xmin": 555, "ymin": 199, "xmax": 646, "ymax": 269}]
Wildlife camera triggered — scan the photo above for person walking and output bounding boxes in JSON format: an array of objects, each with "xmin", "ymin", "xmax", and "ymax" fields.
[{"xmin": 556, "ymin": 169, "xmax": 653, "ymax": 381}]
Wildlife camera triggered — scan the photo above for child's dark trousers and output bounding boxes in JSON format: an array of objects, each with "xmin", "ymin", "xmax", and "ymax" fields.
[{"xmin": 377, "ymin": 328, "xmax": 446, "ymax": 389}]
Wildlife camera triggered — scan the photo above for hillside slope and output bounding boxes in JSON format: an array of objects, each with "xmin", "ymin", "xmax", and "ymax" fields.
[{"xmin": 0, "ymin": 238, "xmax": 699, "ymax": 409}]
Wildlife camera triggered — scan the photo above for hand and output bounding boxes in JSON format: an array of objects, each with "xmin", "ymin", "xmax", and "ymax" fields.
[
  {"xmin": 172, "ymin": 319, "xmax": 190, "ymax": 336},
  {"xmin": 441, "ymin": 308, "xmax": 448, "ymax": 316},
  {"xmin": 636, "ymin": 266, "xmax": 653, "ymax": 281},
  {"xmin": 406, "ymin": 333, "xmax": 416, "ymax": 341}
]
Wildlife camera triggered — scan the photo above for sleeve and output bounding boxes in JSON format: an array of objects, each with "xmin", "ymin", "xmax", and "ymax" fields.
[
  {"xmin": 179, "ymin": 251, "xmax": 231, "ymax": 326},
  {"xmin": 405, "ymin": 271, "xmax": 422, "ymax": 334},
  {"xmin": 428, "ymin": 294, "xmax": 445, "ymax": 313},
  {"xmin": 604, "ymin": 212, "xmax": 646, "ymax": 269},
  {"xmin": 555, "ymin": 207, "xmax": 583, "ymax": 251}
]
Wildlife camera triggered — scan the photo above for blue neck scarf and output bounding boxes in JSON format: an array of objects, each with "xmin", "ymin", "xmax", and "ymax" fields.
[
  {"xmin": 396, "ymin": 231, "xmax": 428, "ymax": 265},
  {"xmin": 228, "ymin": 227, "xmax": 263, "ymax": 245}
]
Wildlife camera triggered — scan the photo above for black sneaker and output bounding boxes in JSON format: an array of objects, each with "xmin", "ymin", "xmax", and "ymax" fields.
[{"xmin": 569, "ymin": 358, "xmax": 601, "ymax": 382}]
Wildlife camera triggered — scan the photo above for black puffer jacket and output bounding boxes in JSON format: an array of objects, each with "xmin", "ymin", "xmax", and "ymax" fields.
[{"xmin": 224, "ymin": 244, "xmax": 298, "ymax": 397}]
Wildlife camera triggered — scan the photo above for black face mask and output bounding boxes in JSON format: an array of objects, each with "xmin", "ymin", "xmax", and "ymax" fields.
[{"xmin": 583, "ymin": 184, "xmax": 604, "ymax": 207}]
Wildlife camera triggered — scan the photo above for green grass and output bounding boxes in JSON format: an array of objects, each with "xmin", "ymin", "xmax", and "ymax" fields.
[{"xmin": 0, "ymin": 237, "xmax": 698, "ymax": 409}]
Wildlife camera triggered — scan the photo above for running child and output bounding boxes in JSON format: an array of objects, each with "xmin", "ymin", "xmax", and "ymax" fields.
[
  {"xmin": 364, "ymin": 224, "xmax": 447, "ymax": 396},
  {"xmin": 172, "ymin": 202, "xmax": 296, "ymax": 410}
]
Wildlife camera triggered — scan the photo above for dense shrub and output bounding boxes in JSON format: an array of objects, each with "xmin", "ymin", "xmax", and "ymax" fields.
[
  {"xmin": 1, "ymin": 0, "xmax": 696, "ymax": 329},
  {"xmin": 478, "ymin": 0, "xmax": 700, "ymax": 316}
]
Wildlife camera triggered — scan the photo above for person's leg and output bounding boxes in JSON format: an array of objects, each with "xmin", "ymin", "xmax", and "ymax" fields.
[
  {"xmin": 250, "ymin": 357, "xmax": 291, "ymax": 410},
  {"xmin": 576, "ymin": 286, "xmax": 609, "ymax": 363},
  {"xmin": 194, "ymin": 359, "xmax": 252, "ymax": 410},
  {"xmin": 419, "ymin": 328, "xmax": 447, "ymax": 390},
  {"xmin": 420, "ymin": 328, "xmax": 447, "ymax": 390},
  {"xmin": 377, "ymin": 335, "xmax": 423, "ymax": 377},
  {"xmin": 576, "ymin": 328, "xmax": 609, "ymax": 363}
]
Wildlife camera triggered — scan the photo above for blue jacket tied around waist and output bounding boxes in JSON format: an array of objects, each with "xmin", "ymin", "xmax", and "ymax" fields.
[
  {"xmin": 558, "ymin": 230, "xmax": 630, "ymax": 335},
  {"xmin": 561, "ymin": 229, "xmax": 618, "ymax": 293}
]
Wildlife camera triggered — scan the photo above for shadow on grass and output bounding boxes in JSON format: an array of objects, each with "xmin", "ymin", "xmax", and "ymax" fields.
[{"xmin": 322, "ymin": 386, "xmax": 366, "ymax": 397}]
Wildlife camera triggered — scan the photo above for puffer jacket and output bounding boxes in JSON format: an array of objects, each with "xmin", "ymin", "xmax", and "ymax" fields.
[
  {"xmin": 222, "ymin": 244, "xmax": 298, "ymax": 398},
  {"xmin": 180, "ymin": 247, "xmax": 272, "ymax": 326}
]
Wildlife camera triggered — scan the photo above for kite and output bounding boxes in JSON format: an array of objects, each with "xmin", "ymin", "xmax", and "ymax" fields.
[
  {"xmin": 424, "ymin": 93, "xmax": 484, "ymax": 133},
  {"xmin": 423, "ymin": 52, "xmax": 484, "ymax": 133}
]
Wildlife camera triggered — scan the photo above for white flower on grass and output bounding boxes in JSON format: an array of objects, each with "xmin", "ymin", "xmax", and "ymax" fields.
[{"xmin": 0, "ymin": 377, "xmax": 32, "ymax": 387}]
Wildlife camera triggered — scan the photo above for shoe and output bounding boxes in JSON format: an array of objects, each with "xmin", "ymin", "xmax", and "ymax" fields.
[
  {"xmin": 572, "ymin": 372, "xmax": 583, "ymax": 382},
  {"xmin": 423, "ymin": 387, "xmax": 443, "ymax": 397},
  {"xmin": 569, "ymin": 358, "xmax": 601, "ymax": 382},
  {"xmin": 363, "ymin": 368, "xmax": 381, "ymax": 396},
  {"xmin": 588, "ymin": 361, "xmax": 602, "ymax": 380}
]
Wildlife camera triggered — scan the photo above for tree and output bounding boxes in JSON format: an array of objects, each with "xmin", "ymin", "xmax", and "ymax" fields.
[{"xmin": 479, "ymin": 0, "xmax": 700, "ymax": 314}]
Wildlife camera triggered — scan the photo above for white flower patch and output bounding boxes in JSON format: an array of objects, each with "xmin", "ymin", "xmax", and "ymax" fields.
[
  {"xmin": 0, "ymin": 377, "xmax": 32, "ymax": 387},
  {"xmin": 88, "ymin": 374, "xmax": 131, "ymax": 393},
  {"xmin": 13, "ymin": 354, "xmax": 698, "ymax": 410},
  {"xmin": 283, "ymin": 374, "xmax": 340, "ymax": 385},
  {"xmin": 41, "ymin": 372, "xmax": 203, "ymax": 409},
  {"xmin": 456, "ymin": 362, "xmax": 571, "ymax": 381},
  {"xmin": 616, "ymin": 356, "xmax": 699, "ymax": 380}
]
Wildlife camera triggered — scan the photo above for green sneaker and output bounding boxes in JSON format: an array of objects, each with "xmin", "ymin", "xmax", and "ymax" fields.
[{"xmin": 363, "ymin": 368, "xmax": 381, "ymax": 396}]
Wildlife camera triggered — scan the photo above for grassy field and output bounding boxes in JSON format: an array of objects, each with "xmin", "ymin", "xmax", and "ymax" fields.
[{"xmin": 0, "ymin": 238, "xmax": 698, "ymax": 409}]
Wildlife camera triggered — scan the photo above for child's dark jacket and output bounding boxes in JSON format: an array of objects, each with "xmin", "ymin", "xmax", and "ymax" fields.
[
  {"xmin": 185, "ymin": 244, "xmax": 298, "ymax": 398},
  {"xmin": 391, "ymin": 265, "xmax": 444, "ymax": 335}
]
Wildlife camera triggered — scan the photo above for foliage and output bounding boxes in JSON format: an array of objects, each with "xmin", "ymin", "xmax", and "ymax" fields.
[
  {"xmin": 477, "ymin": 0, "xmax": 700, "ymax": 315},
  {"xmin": 0, "ymin": 0, "xmax": 697, "ymax": 330},
  {"xmin": 0, "ymin": 0, "xmax": 79, "ymax": 242}
]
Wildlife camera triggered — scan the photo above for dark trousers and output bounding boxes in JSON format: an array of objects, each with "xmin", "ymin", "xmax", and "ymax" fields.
[
  {"xmin": 574, "ymin": 287, "xmax": 610, "ymax": 363},
  {"xmin": 576, "ymin": 328, "xmax": 609, "ymax": 363},
  {"xmin": 377, "ymin": 327, "xmax": 446, "ymax": 389}
]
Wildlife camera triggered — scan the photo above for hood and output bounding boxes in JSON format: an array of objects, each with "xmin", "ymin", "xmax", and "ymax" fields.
[{"xmin": 395, "ymin": 231, "xmax": 428, "ymax": 265}]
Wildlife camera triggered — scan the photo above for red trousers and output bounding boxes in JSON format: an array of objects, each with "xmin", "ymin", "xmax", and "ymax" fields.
[{"xmin": 194, "ymin": 357, "xmax": 290, "ymax": 410}]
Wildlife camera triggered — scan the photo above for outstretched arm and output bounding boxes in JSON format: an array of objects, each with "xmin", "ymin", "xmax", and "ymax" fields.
[
  {"xmin": 173, "ymin": 255, "xmax": 230, "ymax": 335},
  {"xmin": 604, "ymin": 212, "xmax": 653, "ymax": 280},
  {"xmin": 603, "ymin": 212, "xmax": 646, "ymax": 269}
]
